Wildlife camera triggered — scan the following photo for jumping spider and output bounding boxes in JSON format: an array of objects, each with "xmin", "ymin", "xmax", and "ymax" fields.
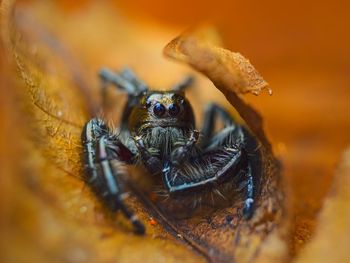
[{"xmin": 82, "ymin": 68, "xmax": 261, "ymax": 235}]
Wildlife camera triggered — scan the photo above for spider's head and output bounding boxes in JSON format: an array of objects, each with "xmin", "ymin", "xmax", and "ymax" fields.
[{"xmin": 128, "ymin": 91, "xmax": 195, "ymax": 132}]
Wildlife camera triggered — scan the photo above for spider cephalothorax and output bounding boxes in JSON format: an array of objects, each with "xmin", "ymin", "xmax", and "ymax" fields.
[
  {"xmin": 128, "ymin": 91, "xmax": 195, "ymax": 131},
  {"xmin": 82, "ymin": 68, "xmax": 261, "ymax": 235}
]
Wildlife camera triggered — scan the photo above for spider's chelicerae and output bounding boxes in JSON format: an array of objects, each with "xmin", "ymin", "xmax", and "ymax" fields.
[{"xmin": 82, "ymin": 68, "xmax": 261, "ymax": 235}]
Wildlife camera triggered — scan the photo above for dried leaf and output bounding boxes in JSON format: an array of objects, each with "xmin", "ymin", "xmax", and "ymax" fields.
[
  {"xmin": 164, "ymin": 28, "xmax": 270, "ymax": 96},
  {"xmin": 164, "ymin": 29, "xmax": 272, "ymax": 149},
  {"xmin": 295, "ymin": 148, "xmax": 350, "ymax": 263}
]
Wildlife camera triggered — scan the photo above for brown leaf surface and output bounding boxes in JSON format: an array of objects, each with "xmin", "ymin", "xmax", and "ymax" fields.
[{"xmin": 295, "ymin": 148, "xmax": 350, "ymax": 263}]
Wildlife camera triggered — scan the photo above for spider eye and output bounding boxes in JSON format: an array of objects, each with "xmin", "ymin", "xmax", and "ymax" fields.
[
  {"xmin": 168, "ymin": 103, "xmax": 180, "ymax": 116},
  {"xmin": 153, "ymin": 102, "xmax": 166, "ymax": 117}
]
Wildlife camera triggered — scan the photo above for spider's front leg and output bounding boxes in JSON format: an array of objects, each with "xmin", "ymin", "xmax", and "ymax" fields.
[
  {"xmin": 170, "ymin": 129, "xmax": 199, "ymax": 166},
  {"xmin": 82, "ymin": 118, "xmax": 145, "ymax": 234},
  {"xmin": 133, "ymin": 136, "xmax": 162, "ymax": 175},
  {"xmin": 202, "ymin": 103, "xmax": 261, "ymax": 219},
  {"xmin": 163, "ymin": 104, "xmax": 261, "ymax": 219}
]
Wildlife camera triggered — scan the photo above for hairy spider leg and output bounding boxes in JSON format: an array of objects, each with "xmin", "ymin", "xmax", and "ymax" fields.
[
  {"xmin": 99, "ymin": 68, "xmax": 144, "ymax": 95},
  {"xmin": 200, "ymin": 103, "xmax": 236, "ymax": 147},
  {"xmin": 99, "ymin": 67, "xmax": 148, "ymax": 108},
  {"xmin": 162, "ymin": 147, "xmax": 243, "ymax": 192},
  {"xmin": 82, "ymin": 118, "xmax": 145, "ymax": 234},
  {"xmin": 169, "ymin": 129, "xmax": 199, "ymax": 166},
  {"xmin": 201, "ymin": 103, "xmax": 261, "ymax": 219},
  {"xmin": 99, "ymin": 68, "xmax": 135, "ymax": 107},
  {"xmin": 133, "ymin": 136, "xmax": 163, "ymax": 175},
  {"xmin": 163, "ymin": 103, "xmax": 261, "ymax": 219},
  {"xmin": 239, "ymin": 127, "xmax": 262, "ymax": 219},
  {"xmin": 99, "ymin": 68, "xmax": 149, "ymax": 131},
  {"xmin": 119, "ymin": 67, "xmax": 148, "ymax": 92}
]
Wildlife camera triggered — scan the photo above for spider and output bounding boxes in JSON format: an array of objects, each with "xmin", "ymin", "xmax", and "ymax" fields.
[{"xmin": 81, "ymin": 67, "xmax": 261, "ymax": 235}]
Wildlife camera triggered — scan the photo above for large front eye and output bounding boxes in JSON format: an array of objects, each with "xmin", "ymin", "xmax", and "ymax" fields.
[
  {"xmin": 168, "ymin": 103, "xmax": 180, "ymax": 116},
  {"xmin": 153, "ymin": 102, "xmax": 166, "ymax": 117}
]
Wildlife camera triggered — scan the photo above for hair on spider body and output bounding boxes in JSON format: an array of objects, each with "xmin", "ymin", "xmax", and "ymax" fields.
[{"xmin": 81, "ymin": 68, "xmax": 262, "ymax": 234}]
